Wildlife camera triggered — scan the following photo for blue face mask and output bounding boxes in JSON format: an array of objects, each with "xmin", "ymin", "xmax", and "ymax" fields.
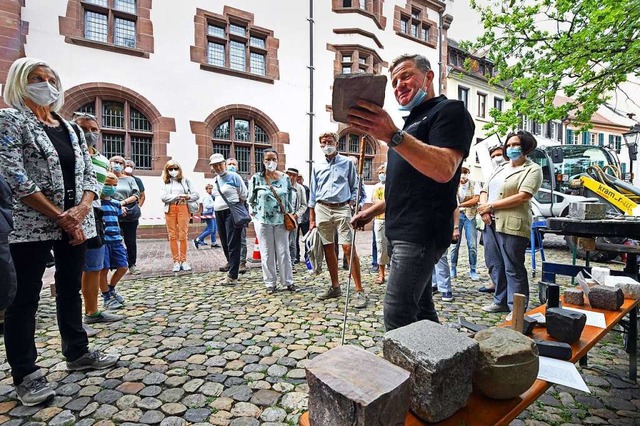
[
  {"xmin": 102, "ymin": 185, "xmax": 116, "ymax": 197},
  {"xmin": 398, "ymin": 75, "xmax": 428, "ymax": 111},
  {"xmin": 506, "ymin": 147, "xmax": 523, "ymax": 161},
  {"xmin": 228, "ymin": 165, "xmax": 237, "ymax": 173},
  {"xmin": 111, "ymin": 163, "xmax": 123, "ymax": 173}
]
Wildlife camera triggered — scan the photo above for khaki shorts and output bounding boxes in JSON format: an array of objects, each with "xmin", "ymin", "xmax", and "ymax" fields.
[{"xmin": 314, "ymin": 203, "xmax": 353, "ymax": 245}]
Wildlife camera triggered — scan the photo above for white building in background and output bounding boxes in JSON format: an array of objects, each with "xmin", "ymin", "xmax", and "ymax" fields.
[{"xmin": 1, "ymin": 0, "xmax": 464, "ymax": 229}]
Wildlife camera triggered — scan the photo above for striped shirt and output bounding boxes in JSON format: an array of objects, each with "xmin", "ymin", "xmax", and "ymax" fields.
[
  {"xmin": 101, "ymin": 199, "xmax": 122, "ymax": 242},
  {"xmin": 91, "ymin": 150, "xmax": 109, "ymax": 208}
]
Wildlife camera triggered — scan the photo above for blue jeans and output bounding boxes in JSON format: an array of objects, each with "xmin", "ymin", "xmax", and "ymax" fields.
[
  {"xmin": 371, "ymin": 228, "xmax": 378, "ymax": 267},
  {"xmin": 197, "ymin": 218, "xmax": 217, "ymax": 244},
  {"xmin": 450, "ymin": 214, "xmax": 477, "ymax": 271},
  {"xmin": 432, "ymin": 247, "xmax": 452, "ymax": 293},
  {"xmin": 384, "ymin": 239, "xmax": 445, "ymax": 331},
  {"xmin": 483, "ymin": 224, "xmax": 529, "ymax": 310}
]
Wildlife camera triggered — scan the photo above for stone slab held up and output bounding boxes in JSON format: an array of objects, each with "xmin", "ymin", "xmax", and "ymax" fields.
[
  {"xmin": 305, "ymin": 345, "xmax": 410, "ymax": 426},
  {"xmin": 383, "ymin": 320, "xmax": 479, "ymax": 423}
]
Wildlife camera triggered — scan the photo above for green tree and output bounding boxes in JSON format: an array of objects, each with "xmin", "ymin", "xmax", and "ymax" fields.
[{"xmin": 466, "ymin": 0, "xmax": 640, "ymax": 134}]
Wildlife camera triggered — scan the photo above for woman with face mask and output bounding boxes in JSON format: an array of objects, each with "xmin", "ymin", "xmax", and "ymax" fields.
[
  {"xmin": 0, "ymin": 58, "xmax": 118, "ymax": 406},
  {"xmin": 108, "ymin": 155, "xmax": 141, "ymax": 276},
  {"xmin": 477, "ymin": 131, "xmax": 543, "ymax": 317},
  {"xmin": 248, "ymin": 149, "xmax": 296, "ymax": 293},
  {"xmin": 161, "ymin": 160, "xmax": 199, "ymax": 273}
]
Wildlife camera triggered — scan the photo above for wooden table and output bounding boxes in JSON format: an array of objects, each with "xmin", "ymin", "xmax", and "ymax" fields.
[{"xmin": 300, "ymin": 298, "xmax": 639, "ymax": 426}]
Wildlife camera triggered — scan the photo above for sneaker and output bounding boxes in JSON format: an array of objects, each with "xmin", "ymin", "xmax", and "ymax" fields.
[
  {"xmin": 181, "ymin": 262, "xmax": 192, "ymax": 271},
  {"xmin": 193, "ymin": 239, "xmax": 201, "ymax": 250},
  {"xmin": 286, "ymin": 284, "xmax": 299, "ymax": 292},
  {"xmin": 505, "ymin": 311, "xmax": 513, "ymax": 321},
  {"xmin": 293, "ymin": 259, "xmax": 300, "ymax": 265},
  {"xmin": 15, "ymin": 370, "xmax": 55, "ymax": 407},
  {"xmin": 370, "ymin": 265, "xmax": 379, "ymax": 274},
  {"xmin": 352, "ymin": 291, "xmax": 367, "ymax": 309},
  {"xmin": 103, "ymin": 294, "xmax": 123, "ymax": 310},
  {"xmin": 128, "ymin": 265, "xmax": 141, "ymax": 275},
  {"xmin": 66, "ymin": 350, "xmax": 119, "ymax": 371},
  {"xmin": 83, "ymin": 324, "xmax": 99, "ymax": 338},
  {"xmin": 110, "ymin": 288, "xmax": 124, "ymax": 304},
  {"xmin": 266, "ymin": 286, "xmax": 277, "ymax": 294},
  {"xmin": 239, "ymin": 263, "xmax": 247, "ymax": 274},
  {"xmin": 172, "ymin": 262, "xmax": 181, "ymax": 273},
  {"xmin": 478, "ymin": 286, "xmax": 496, "ymax": 293},
  {"xmin": 451, "ymin": 266, "xmax": 457, "ymax": 278},
  {"xmin": 432, "ymin": 286, "xmax": 439, "ymax": 294},
  {"xmin": 222, "ymin": 276, "xmax": 237, "ymax": 286},
  {"xmin": 212, "ymin": 243, "xmax": 221, "ymax": 248},
  {"xmin": 442, "ymin": 291, "xmax": 454, "ymax": 302},
  {"xmin": 317, "ymin": 286, "xmax": 341, "ymax": 300},
  {"xmin": 470, "ymin": 270, "xmax": 480, "ymax": 281},
  {"xmin": 482, "ymin": 303, "xmax": 510, "ymax": 313},
  {"xmin": 84, "ymin": 311, "xmax": 124, "ymax": 324},
  {"xmin": 219, "ymin": 263, "xmax": 230, "ymax": 272}
]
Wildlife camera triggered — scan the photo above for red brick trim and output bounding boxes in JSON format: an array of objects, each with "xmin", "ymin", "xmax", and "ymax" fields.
[
  {"xmin": 60, "ymin": 82, "xmax": 175, "ymax": 174},
  {"xmin": 59, "ymin": 0, "xmax": 154, "ymax": 58},
  {"xmin": 191, "ymin": 6, "xmax": 279, "ymax": 83},
  {"xmin": 393, "ymin": 0, "xmax": 439, "ymax": 49},
  {"xmin": 332, "ymin": 0, "xmax": 387, "ymax": 30},
  {"xmin": 191, "ymin": 104, "xmax": 289, "ymax": 177},
  {"xmin": 333, "ymin": 28, "xmax": 384, "ymax": 49},
  {"xmin": 0, "ymin": 0, "xmax": 28, "ymax": 108}
]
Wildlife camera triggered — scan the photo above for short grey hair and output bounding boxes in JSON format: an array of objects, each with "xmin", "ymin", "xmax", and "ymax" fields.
[
  {"xmin": 389, "ymin": 54, "xmax": 432, "ymax": 74},
  {"xmin": 3, "ymin": 57, "xmax": 64, "ymax": 112},
  {"xmin": 318, "ymin": 132, "xmax": 339, "ymax": 143}
]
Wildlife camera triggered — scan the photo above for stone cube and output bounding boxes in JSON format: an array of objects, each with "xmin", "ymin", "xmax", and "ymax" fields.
[
  {"xmin": 305, "ymin": 345, "xmax": 410, "ymax": 426},
  {"xmin": 588, "ymin": 285, "xmax": 624, "ymax": 311},
  {"xmin": 605, "ymin": 275, "xmax": 640, "ymax": 300},
  {"xmin": 383, "ymin": 320, "xmax": 479, "ymax": 423},
  {"xmin": 568, "ymin": 202, "xmax": 607, "ymax": 220},
  {"xmin": 564, "ymin": 288, "xmax": 584, "ymax": 306},
  {"xmin": 546, "ymin": 308, "xmax": 586, "ymax": 344}
]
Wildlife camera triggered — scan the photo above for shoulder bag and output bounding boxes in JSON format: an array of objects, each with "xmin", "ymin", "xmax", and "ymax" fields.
[
  {"xmin": 181, "ymin": 179, "xmax": 200, "ymax": 215},
  {"xmin": 215, "ymin": 178, "xmax": 251, "ymax": 228},
  {"xmin": 266, "ymin": 177, "xmax": 296, "ymax": 231},
  {"xmin": 87, "ymin": 207, "xmax": 105, "ymax": 249}
]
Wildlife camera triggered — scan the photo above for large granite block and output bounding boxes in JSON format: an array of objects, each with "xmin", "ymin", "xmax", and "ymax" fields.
[
  {"xmin": 306, "ymin": 345, "xmax": 410, "ymax": 426},
  {"xmin": 568, "ymin": 202, "xmax": 607, "ymax": 219},
  {"xmin": 588, "ymin": 285, "xmax": 624, "ymax": 310},
  {"xmin": 564, "ymin": 288, "xmax": 584, "ymax": 306},
  {"xmin": 383, "ymin": 320, "xmax": 479, "ymax": 423},
  {"xmin": 546, "ymin": 308, "xmax": 586, "ymax": 343},
  {"xmin": 605, "ymin": 275, "xmax": 640, "ymax": 300}
]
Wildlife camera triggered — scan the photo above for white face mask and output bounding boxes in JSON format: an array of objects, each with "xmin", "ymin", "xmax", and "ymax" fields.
[
  {"xmin": 492, "ymin": 157, "xmax": 506, "ymax": 168},
  {"xmin": 26, "ymin": 81, "xmax": 60, "ymax": 106},
  {"xmin": 124, "ymin": 166, "xmax": 133, "ymax": 174},
  {"xmin": 378, "ymin": 173, "xmax": 386, "ymax": 183},
  {"xmin": 265, "ymin": 160, "xmax": 277, "ymax": 172},
  {"xmin": 168, "ymin": 170, "xmax": 179, "ymax": 178},
  {"xmin": 322, "ymin": 145, "xmax": 337, "ymax": 156}
]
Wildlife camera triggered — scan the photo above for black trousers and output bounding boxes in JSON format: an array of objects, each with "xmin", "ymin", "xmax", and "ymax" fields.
[
  {"xmin": 6, "ymin": 235, "xmax": 88, "ymax": 384},
  {"xmin": 216, "ymin": 209, "xmax": 242, "ymax": 279},
  {"xmin": 0, "ymin": 232, "xmax": 16, "ymax": 310},
  {"xmin": 119, "ymin": 220, "xmax": 138, "ymax": 267}
]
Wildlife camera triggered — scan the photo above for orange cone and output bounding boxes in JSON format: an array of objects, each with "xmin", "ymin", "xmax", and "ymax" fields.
[{"xmin": 249, "ymin": 237, "xmax": 261, "ymax": 263}]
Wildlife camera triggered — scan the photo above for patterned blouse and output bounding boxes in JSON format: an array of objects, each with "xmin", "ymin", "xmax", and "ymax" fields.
[
  {"xmin": 0, "ymin": 108, "xmax": 98, "ymax": 243},
  {"xmin": 248, "ymin": 173, "xmax": 293, "ymax": 225}
]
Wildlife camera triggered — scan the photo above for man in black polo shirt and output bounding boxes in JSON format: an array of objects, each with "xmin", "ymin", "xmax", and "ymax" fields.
[{"xmin": 349, "ymin": 53, "xmax": 474, "ymax": 331}]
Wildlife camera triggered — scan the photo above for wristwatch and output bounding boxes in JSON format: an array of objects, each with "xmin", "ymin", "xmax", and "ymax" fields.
[{"xmin": 389, "ymin": 130, "xmax": 405, "ymax": 147}]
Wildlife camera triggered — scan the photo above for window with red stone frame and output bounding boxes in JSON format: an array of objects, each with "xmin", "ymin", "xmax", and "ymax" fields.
[
  {"xmin": 330, "ymin": 45, "xmax": 386, "ymax": 75},
  {"xmin": 394, "ymin": 0, "xmax": 439, "ymax": 48},
  {"xmin": 191, "ymin": 7, "xmax": 279, "ymax": 84},
  {"xmin": 59, "ymin": 0, "xmax": 153, "ymax": 57},
  {"xmin": 332, "ymin": 0, "xmax": 387, "ymax": 30}
]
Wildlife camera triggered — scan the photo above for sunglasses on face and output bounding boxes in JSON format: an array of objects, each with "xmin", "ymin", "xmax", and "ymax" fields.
[{"xmin": 168, "ymin": 167, "xmax": 179, "ymax": 171}]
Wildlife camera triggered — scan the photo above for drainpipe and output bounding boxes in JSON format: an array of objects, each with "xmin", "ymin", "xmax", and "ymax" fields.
[
  {"xmin": 440, "ymin": 13, "xmax": 454, "ymax": 96},
  {"xmin": 307, "ymin": 0, "xmax": 315, "ymax": 180},
  {"xmin": 438, "ymin": 11, "xmax": 444, "ymax": 95}
]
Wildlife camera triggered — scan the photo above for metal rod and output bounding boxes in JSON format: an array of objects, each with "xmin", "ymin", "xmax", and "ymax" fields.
[
  {"xmin": 341, "ymin": 136, "xmax": 367, "ymax": 345},
  {"xmin": 307, "ymin": 0, "xmax": 315, "ymax": 180}
]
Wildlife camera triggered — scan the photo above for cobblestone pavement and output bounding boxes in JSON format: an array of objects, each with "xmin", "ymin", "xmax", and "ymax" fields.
[{"xmin": 4, "ymin": 234, "xmax": 639, "ymax": 425}]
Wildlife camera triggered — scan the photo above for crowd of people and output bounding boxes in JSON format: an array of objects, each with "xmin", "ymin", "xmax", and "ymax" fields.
[{"xmin": 0, "ymin": 53, "xmax": 542, "ymax": 408}]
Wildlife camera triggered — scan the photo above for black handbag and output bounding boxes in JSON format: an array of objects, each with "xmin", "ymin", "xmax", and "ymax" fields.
[
  {"xmin": 121, "ymin": 200, "xmax": 141, "ymax": 222},
  {"xmin": 87, "ymin": 207, "xmax": 105, "ymax": 249},
  {"xmin": 215, "ymin": 179, "xmax": 251, "ymax": 228}
]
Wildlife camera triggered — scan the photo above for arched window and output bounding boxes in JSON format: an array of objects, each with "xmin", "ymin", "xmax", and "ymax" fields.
[
  {"xmin": 211, "ymin": 116, "xmax": 272, "ymax": 176},
  {"xmin": 76, "ymin": 98, "xmax": 153, "ymax": 169},
  {"xmin": 338, "ymin": 132, "xmax": 376, "ymax": 181}
]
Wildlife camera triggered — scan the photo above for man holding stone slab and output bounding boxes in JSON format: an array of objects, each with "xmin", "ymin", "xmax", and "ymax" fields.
[{"xmin": 350, "ymin": 53, "xmax": 474, "ymax": 330}]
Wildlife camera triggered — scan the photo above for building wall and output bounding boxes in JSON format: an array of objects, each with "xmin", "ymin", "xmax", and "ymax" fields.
[{"xmin": 2, "ymin": 0, "xmax": 448, "ymax": 226}]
